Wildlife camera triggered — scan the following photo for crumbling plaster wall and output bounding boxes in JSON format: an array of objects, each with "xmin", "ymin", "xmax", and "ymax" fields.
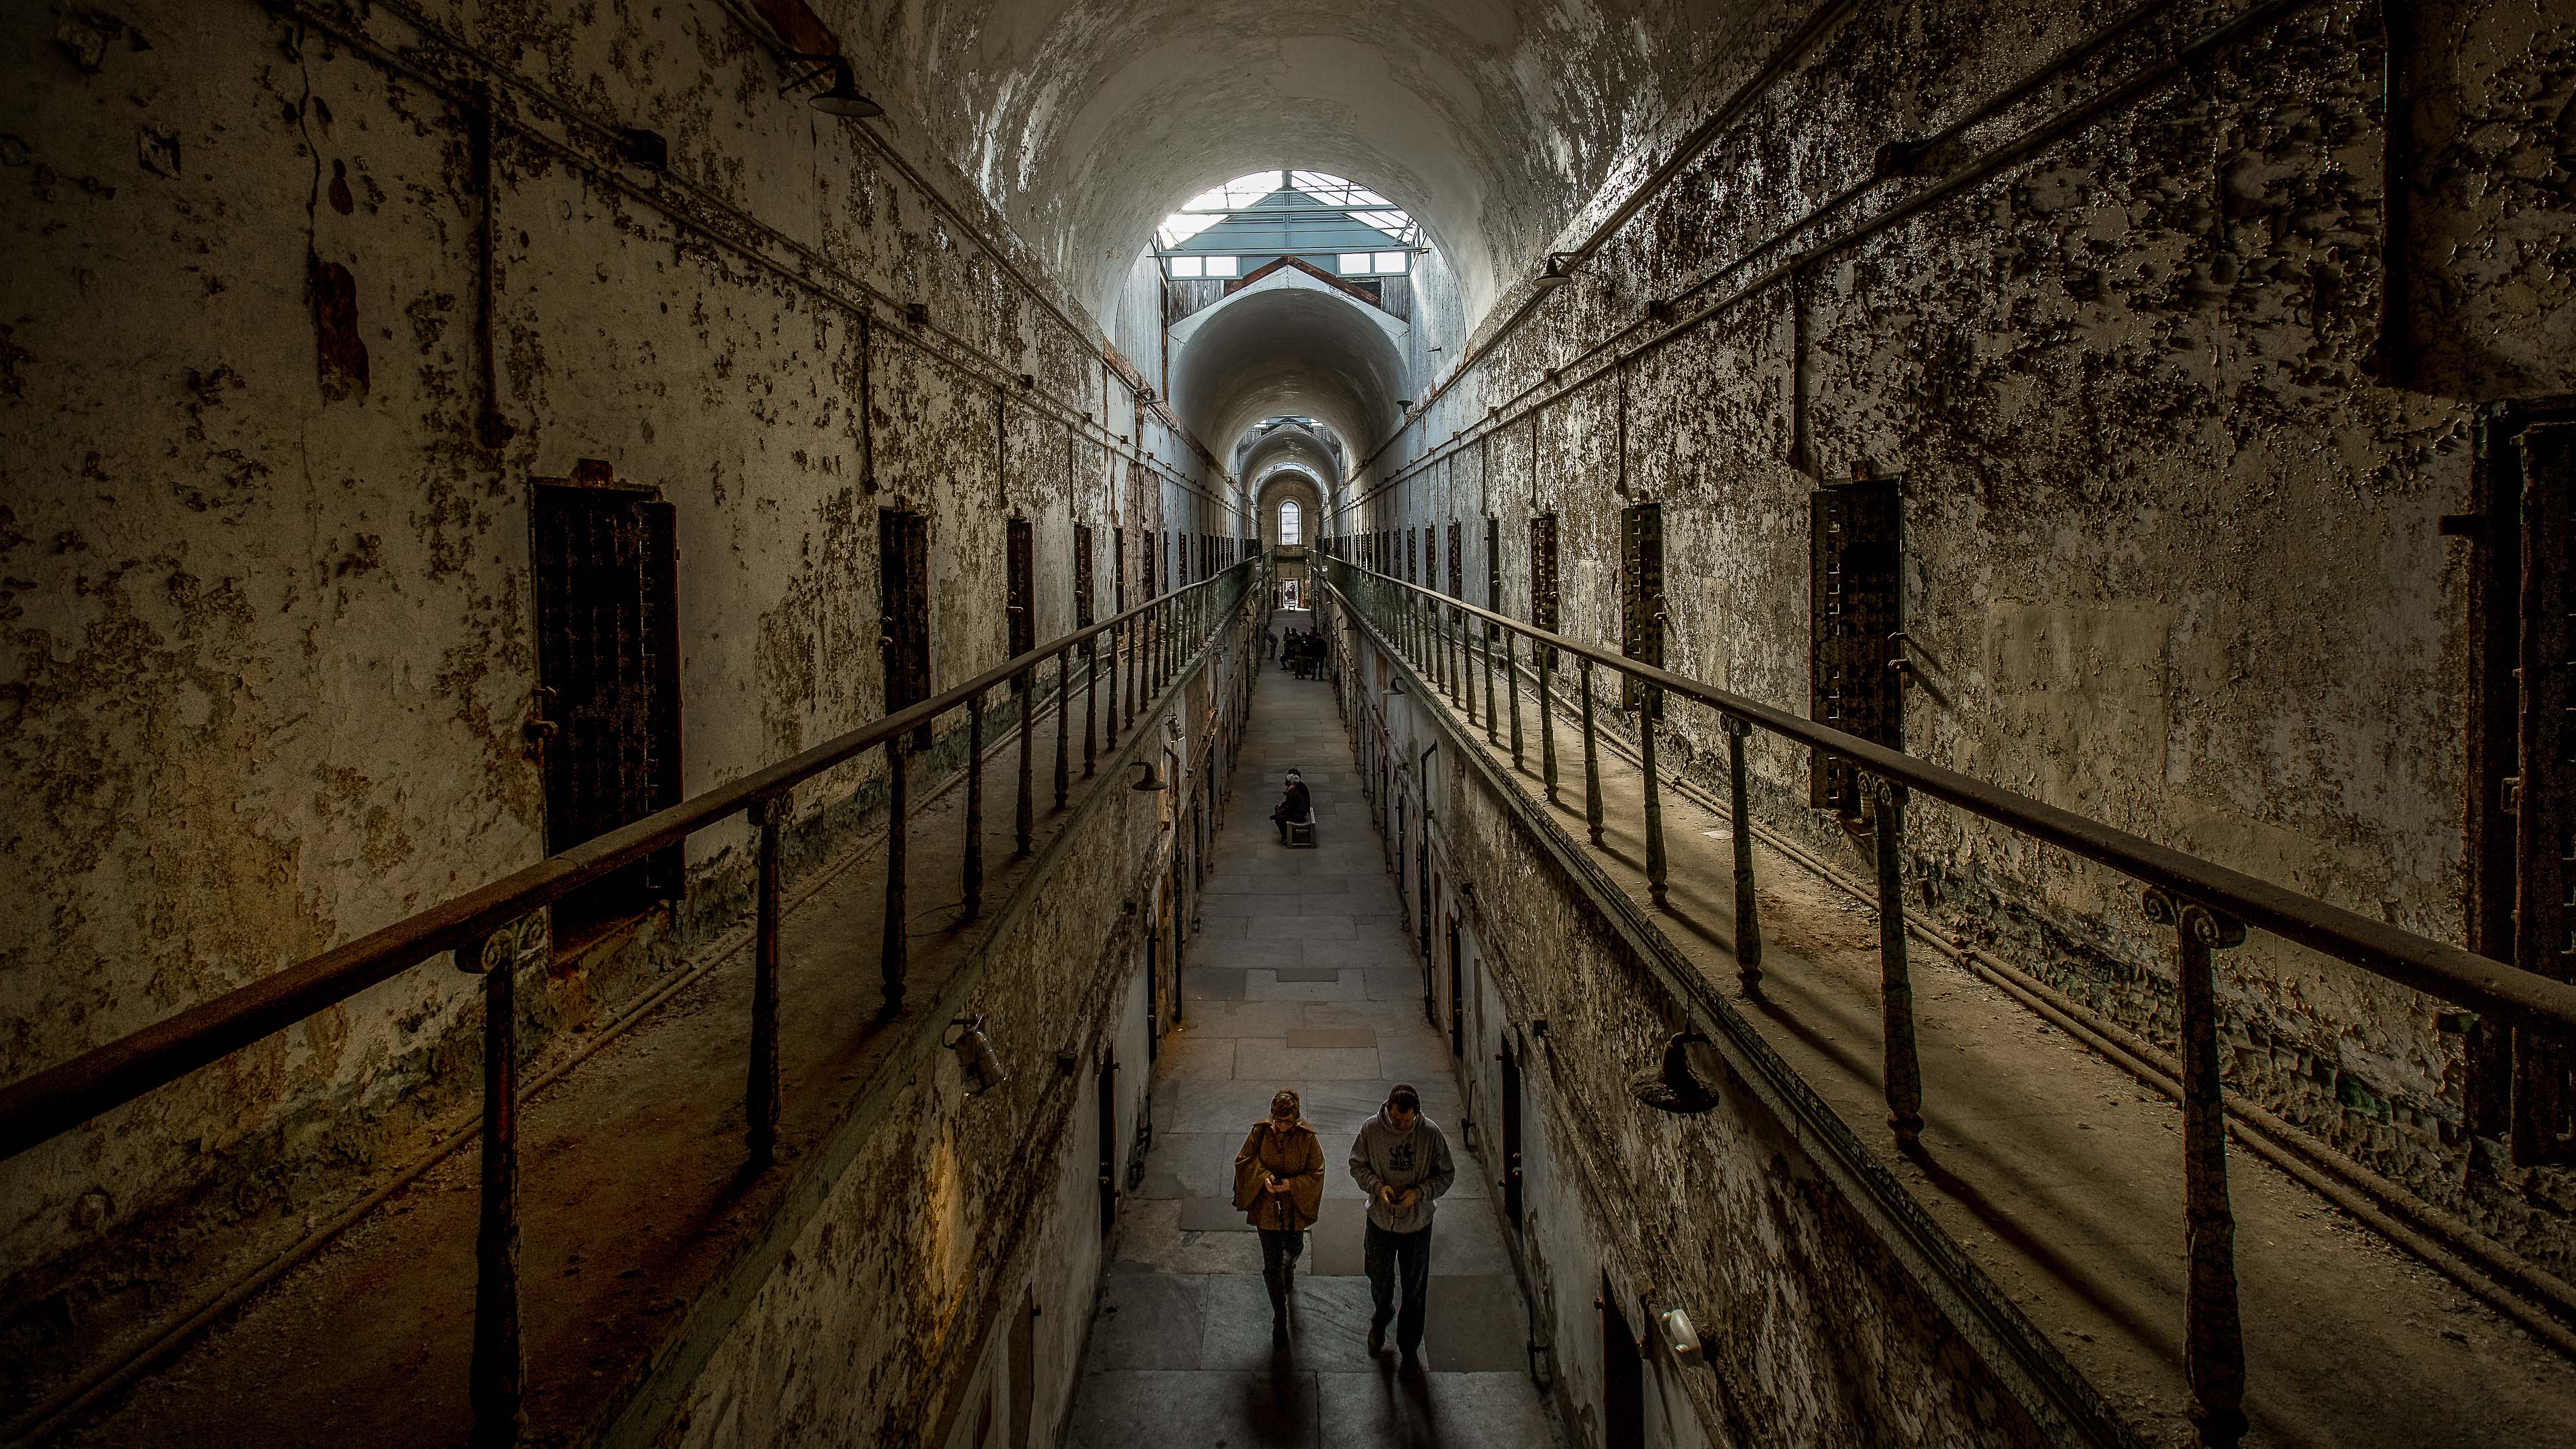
[
  {"xmin": 1354, "ymin": 0, "xmax": 2576, "ymax": 1267},
  {"xmin": 1354, "ymin": 632, "xmax": 2049, "ymax": 1449},
  {"xmin": 657, "ymin": 664, "xmax": 1226, "ymax": 1449},
  {"xmin": 0, "ymin": 0, "xmax": 1239, "ymax": 1349}
]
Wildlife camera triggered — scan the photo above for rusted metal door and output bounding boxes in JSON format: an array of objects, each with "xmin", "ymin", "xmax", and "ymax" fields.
[
  {"xmin": 1074, "ymin": 522, "xmax": 1095, "ymax": 629},
  {"xmin": 1530, "ymin": 512, "xmax": 1561, "ymax": 636},
  {"xmin": 1499, "ymin": 1038, "xmax": 1525, "ymax": 1227},
  {"xmin": 879, "ymin": 506, "xmax": 931, "ymax": 748},
  {"xmin": 1620, "ymin": 502, "xmax": 1665, "ymax": 714},
  {"xmin": 2514, "ymin": 421, "xmax": 2576, "ymax": 1164},
  {"xmin": 1809, "ymin": 478, "xmax": 1901, "ymax": 813},
  {"xmin": 531, "ymin": 483, "xmax": 683, "ymax": 945},
  {"xmin": 1006, "ymin": 515, "xmax": 1035, "ymax": 663}
]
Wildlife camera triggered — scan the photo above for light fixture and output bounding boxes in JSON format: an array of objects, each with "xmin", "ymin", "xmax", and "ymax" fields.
[
  {"xmin": 1628, "ymin": 1029, "xmax": 1722, "ymax": 1114},
  {"xmin": 1533, "ymin": 251, "xmax": 1580, "ymax": 289},
  {"xmin": 943, "ymin": 1014, "xmax": 1006, "ymax": 1097},
  {"xmin": 780, "ymin": 52, "xmax": 883, "ymax": 119},
  {"xmin": 1130, "ymin": 760, "xmax": 1167, "ymax": 792},
  {"xmin": 1657, "ymin": 1307, "xmax": 1708, "ymax": 1368}
]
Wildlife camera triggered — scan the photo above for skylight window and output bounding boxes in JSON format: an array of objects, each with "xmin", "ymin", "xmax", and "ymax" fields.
[
  {"xmin": 1155, "ymin": 169, "xmax": 1420, "ymax": 272},
  {"xmin": 1339, "ymin": 252, "xmax": 1409, "ymax": 277}
]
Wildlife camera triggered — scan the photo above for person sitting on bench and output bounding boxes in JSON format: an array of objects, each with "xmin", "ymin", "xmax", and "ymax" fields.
[{"xmin": 1272, "ymin": 770, "xmax": 1313, "ymax": 843}]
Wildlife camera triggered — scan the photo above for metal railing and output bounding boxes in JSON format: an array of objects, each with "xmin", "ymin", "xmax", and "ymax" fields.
[
  {"xmin": 1318, "ymin": 553, "xmax": 2576, "ymax": 1449},
  {"xmin": 0, "ymin": 554, "xmax": 1262, "ymax": 1444}
]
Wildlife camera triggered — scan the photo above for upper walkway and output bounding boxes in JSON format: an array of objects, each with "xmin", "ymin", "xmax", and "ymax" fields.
[{"xmin": 1064, "ymin": 613, "xmax": 1560, "ymax": 1448}]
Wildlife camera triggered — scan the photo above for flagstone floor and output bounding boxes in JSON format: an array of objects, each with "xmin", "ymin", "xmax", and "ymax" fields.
[{"xmin": 1063, "ymin": 615, "xmax": 1563, "ymax": 1448}]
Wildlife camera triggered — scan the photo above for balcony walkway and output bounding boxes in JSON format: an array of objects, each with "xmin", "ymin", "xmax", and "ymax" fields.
[
  {"xmin": 1372, "ymin": 603, "xmax": 2576, "ymax": 1449},
  {"xmin": 1063, "ymin": 613, "xmax": 1561, "ymax": 1448}
]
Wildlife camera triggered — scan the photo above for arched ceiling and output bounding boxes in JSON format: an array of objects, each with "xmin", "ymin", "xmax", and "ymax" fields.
[
  {"xmin": 1169, "ymin": 287, "xmax": 1405, "ymax": 476},
  {"xmin": 1242, "ymin": 424, "xmax": 1341, "ymax": 502},
  {"xmin": 834, "ymin": 1, "xmax": 1752, "ymax": 328}
]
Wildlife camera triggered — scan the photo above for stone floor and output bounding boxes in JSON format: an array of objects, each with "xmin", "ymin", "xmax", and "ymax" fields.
[{"xmin": 1064, "ymin": 613, "xmax": 1563, "ymax": 1449}]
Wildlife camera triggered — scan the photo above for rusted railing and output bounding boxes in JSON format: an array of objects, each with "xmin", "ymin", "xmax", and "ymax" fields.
[
  {"xmin": 0, "ymin": 554, "xmax": 1261, "ymax": 1445},
  {"xmin": 1319, "ymin": 553, "xmax": 2576, "ymax": 1449}
]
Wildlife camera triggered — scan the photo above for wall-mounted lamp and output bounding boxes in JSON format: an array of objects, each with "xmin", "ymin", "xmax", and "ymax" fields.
[
  {"xmin": 1629, "ymin": 1029, "xmax": 1722, "ymax": 1114},
  {"xmin": 780, "ymin": 52, "xmax": 883, "ymax": 119},
  {"xmin": 1657, "ymin": 1307, "xmax": 1708, "ymax": 1368},
  {"xmin": 1533, "ymin": 251, "xmax": 1580, "ymax": 290},
  {"xmin": 1130, "ymin": 760, "xmax": 1167, "ymax": 792},
  {"xmin": 944, "ymin": 1013, "xmax": 1006, "ymax": 1097}
]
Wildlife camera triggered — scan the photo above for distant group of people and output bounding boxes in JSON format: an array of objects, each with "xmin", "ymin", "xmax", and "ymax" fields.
[
  {"xmin": 1233, "ymin": 1084, "xmax": 1455, "ymax": 1364},
  {"xmin": 1264, "ymin": 624, "xmax": 1327, "ymax": 678}
]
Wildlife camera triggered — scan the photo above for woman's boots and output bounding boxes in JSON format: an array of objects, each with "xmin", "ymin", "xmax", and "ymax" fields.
[{"xmin": 1266, "ymin": 1252, "xmax": 1295, "ymax": 1348}]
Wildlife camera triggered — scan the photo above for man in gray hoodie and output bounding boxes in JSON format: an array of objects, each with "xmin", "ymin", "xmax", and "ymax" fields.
[{"xmin": 1347, "ymin": 1083, "xmax": 1456, "ymax": 1372}]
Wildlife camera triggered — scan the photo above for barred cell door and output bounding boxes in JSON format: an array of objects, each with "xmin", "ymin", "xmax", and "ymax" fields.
[
  {"xmin": 531, "ymin": 484, "xmax": 683, "ymax": 947},
  {"xmin": 1808, "ymin": 478, "xmax": 1902, "ymax": 814},
  {"xmin": 2510, "ymin": 420, "xmax": 2576, "ymax": 1163},
  {"xmin": 880, "ymin": 506, "xmax": 932, "ymax": 748}
]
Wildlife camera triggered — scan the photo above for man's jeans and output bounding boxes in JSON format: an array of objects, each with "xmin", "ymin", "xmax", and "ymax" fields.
[{"xmin": 1363, "ymin": 1219, "xmax": 1432, "ymax": 1353}]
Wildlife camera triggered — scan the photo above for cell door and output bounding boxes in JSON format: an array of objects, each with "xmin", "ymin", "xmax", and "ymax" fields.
[
  {"xmin": 1602, "ymin": 1274, "xmax": 1645, "ymax": 1449},
  {"xmin": 1809, "ymin": 478, "xmax": 1901, "ymax": 813},
  {"xmin": 1005, "ymin": 515, "xmax": 1034, "ymax": 666},
  {"xmin": 1619, "ymin": 502, "xmax": 1666, "ymax": 716},
  {"xmin": 1282, "ymin": 578, "xmax": 1302, "ymax": 610},
  {"xmin": 1499, "ymin": 1038, "xmax": 1525, "ymax": 1228},
  {"xmin": 880, "ymin": 506, "xmax": 932, "ymax": 748},
  {"xmin": 531, "ymin": 484, "xmax": 683, "ymax": 947},
  {"xmin": 1096, "ymin": 1053, "xmax": 1119, "ymax": 1236},
  {"xmin": 1447, "ymin": 918, "xmax": 1464, "ymax": 1057},
  {"xmin": 1074, "ymin": 523, "xmax": 1096, "ymax": 629},
  {"xmin": 2484, "ymin": 412, "xmax": 2576, "ymax": 1164}
]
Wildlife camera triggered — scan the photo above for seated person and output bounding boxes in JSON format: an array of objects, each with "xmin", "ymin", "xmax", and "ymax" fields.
[{"xmin": 1271, "ymin": 770, "xmax": 1313, "ymax": 842}]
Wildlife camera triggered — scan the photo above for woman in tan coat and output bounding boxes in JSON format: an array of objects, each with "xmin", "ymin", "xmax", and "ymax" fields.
[{"xmin": 1233, "ymin": 1088, "xmax": 1326, "ymax": 1348}]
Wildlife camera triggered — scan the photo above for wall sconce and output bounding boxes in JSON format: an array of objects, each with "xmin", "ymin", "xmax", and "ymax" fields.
[
  {"xmin": 1129, "ymin": 760, "xmax": 1167, "ymax": 792},
  {"xmin": 1657, "ymin": 1307, "xmax": 1708, "ymax": 1368},
  {"xmin": 943, "ymin": 1014, "xmax": 1005, "ymax": 1097},
  {"xmin": 780, "ymin": 52, "xmax": 883, "ymax": 119},
  {"xmin": 1630, "ymin": 1029, "xmax": 1722, "ymax": 1114}
]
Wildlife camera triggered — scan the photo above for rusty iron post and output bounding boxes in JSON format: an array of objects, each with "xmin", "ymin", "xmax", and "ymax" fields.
[
  {"xmin": 1578, "ymin": 657, "xmax": 1604, "ymax": 846},
  {"xmin": 454, "ymin": 931, "xmax": 523, "ymax": 1449},
  {"xmin": 881, "ymin": 739, "xmax": 908, "ymax": 1015},
  {"xmin": 1480, "ymin": 620, "xmax": 1497, "ymax": 744},
  {"xmin": 1537, "ymin": 642, "xmax": 1558, "ymax": 803},
  {"xmin": 1015, "ymin": 671, "xmax": 1034, "ymax": 855},
  {"xmin": 1641, "ymin": 682, "xmax": 1667, "ymax": 910},
  {"xmin": 962, "ymin": 691, "xmax": 984, "ymax": 922},
  {"xmin": 1505, "ymin": 630, "xmax": 1523, "ymax": 766},
  {"xmin": 2144, "ymin": 884, "xmax": 2250, "ymax": 1449},
  {"xmin": 1054, "ymin": 649, "xmax": 1070, "ymax": 808},
  {"xmin": 748, "ymin": 796, "xmax": 786, "ymax": 1165},
  {"xmin": 1725, "ymin": 716, "xmax": 1764, "ymax": 991},
  {"xmin": 1872, "ymin": 778, "xmax": 1924, "ymax": 1145}
]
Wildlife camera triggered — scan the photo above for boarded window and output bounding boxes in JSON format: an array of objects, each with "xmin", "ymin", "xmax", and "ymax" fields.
[
  {"xmin": 1620, "ymin": 502, "xmax": 1665, "ymax": 714},
  {"xmin": 1074, "ymin": 522, "xmax": 1096, "ymax": 628},
  {"xmin": 881, "ymin": 505, "xmax": 932, "ymax": 748},
  {"xmin": 1809, "ymin": 478, "xmax": 1902, "ymax": 813},
  {"xmin": 533, "ymin": 483, "xmax": 683, "ymax": 946}
]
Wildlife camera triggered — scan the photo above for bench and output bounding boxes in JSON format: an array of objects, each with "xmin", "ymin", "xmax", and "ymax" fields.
[{"xmin": 1285, "ymin": 819, "xmax": 1317, "ymax": 848}]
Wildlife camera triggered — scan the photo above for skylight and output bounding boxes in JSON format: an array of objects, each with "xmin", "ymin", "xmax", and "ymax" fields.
[{"xmin": 1154, "ymin": 169, "xmax": 1420, "ymax": 255}]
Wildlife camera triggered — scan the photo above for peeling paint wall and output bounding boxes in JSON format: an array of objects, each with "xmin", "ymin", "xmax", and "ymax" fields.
[
  {"xmin": 0, "ymin": 0, "xmax": 1245, "ymax": 1366},
  {"xmin": 1357, "ymin": 0, "xmax": 2576, "ymax": 1271}
]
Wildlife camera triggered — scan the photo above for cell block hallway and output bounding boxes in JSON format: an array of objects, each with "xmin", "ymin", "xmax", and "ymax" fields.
[{"xmin": 1066, "ymin": 613, "xmax": 1560, "ymax": 1448}]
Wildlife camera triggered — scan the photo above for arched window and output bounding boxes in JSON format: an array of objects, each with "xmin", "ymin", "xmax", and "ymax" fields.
[{"xmin": 1279, "ymin": 499, "xmax": 1303, "ymax": 544}]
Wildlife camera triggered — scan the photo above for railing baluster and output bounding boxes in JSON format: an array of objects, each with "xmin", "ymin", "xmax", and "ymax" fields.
[
  {"xmin": 1480, "ymin": 620, "xmax": 1496, "ymax": 744},
  {"xmin": 1641, "ymin": 682, "xmax": 1667, "ymax": 910},
  {"xmin": 1537, "ymin": 642, "xmax": 1558, "ymax": 802},
  {"xmin": 1506, "ymin": 630, "xmax": 1523, "ymax": 767},
  {"xmin": 455, "ymin": 930, "xmax": 523, "ymax": 1449},
  {"xmin": 748, "ymin": 798, "xmax": 785, "ymax": 1164},
  {"xmin": 1054, "ymin": 649, "xmax": 1070, "ymax": 808},
  {"xmin": 961, "ymin": 691, "xmax": 985, "ymax": 922},
  {"xmin": 881, "ymin": 738, "xmax": 908, "ymax": 1015},
  {"xmin": 1578, "ymin": 657, "xmax": 1604, "ymax": 846},
  {"xmin": 1015, "ymin": 670, "xmax": 1034, "ymax": 855},
  {"xmin": 1725, "ymin": 715, "xmax": 1764, "ymax": 992},
  {"xmin": 2145, "ymin": 885, "xmax": 2250, "ymax": 1449},
  {"xmin": 1872, "ymin": 778, "xmax": 1923, "ymax": 1146}
]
